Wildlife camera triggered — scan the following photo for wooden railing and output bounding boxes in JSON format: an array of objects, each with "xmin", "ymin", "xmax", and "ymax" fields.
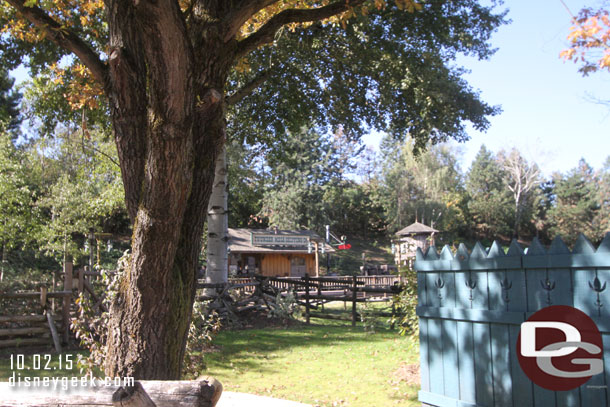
[
  {"xmin": 222, "ymin": 274, "xmax": 405, "ymax": 295},
  {"xmin": 0, "ymin": 261, "xmax": 104, "ymax": 350}
]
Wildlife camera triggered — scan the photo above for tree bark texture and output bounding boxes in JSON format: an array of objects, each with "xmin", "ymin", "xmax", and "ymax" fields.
[
  {"xmin": 103, "ymin": 0, "xmax": 230, "ymax": 379},
  {"xmin": 205, "ymin": 144, "xmax": 229, "ymax": 296}
]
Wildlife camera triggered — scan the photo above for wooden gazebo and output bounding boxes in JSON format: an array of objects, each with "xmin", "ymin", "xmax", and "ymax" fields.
[{"xmin": 393, "ymin": 222, "xmax": 438, "ymax": 266}]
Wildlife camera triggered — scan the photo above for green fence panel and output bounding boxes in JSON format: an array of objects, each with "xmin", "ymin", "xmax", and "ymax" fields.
[{"xmin": 416, "ymin": 233, "xmax": 610, "ymax": 407}]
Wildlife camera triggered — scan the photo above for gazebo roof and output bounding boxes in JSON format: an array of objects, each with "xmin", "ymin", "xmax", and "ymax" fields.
[{"xmin": 395, "ymin": 222, "xmax": 439, "ymax": 236}]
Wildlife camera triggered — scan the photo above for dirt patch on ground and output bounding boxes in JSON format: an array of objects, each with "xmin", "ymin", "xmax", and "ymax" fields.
[{"xmin": 393, "ymin": 363, "xmax": 420, "ymax": 386}]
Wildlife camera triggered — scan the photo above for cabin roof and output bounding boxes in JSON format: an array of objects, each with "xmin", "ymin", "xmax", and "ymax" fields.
[
  {"xmin": 228, "ymin": 228, "xmax": 335, "ymax": 254},
  {"xmin": 395, "ymin": 222, "xmax": 439, "ymax": 236}
]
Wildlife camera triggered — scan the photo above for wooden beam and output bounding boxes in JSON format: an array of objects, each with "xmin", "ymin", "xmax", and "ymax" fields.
[
  {"xmin": 0, "ymin": 291, "xmax": 72, "ymax": 299},
  {"xmin": 0, "ymin": 327, "xmax": 49, "ymax": 337},
  {"xmin": 0, "ymin": 337, "xmax": 50, "ymax": 348},
  {"xmin": 0, "ymin": 378, "xmax": 223, "ymax": 406},
  {"xmin": 46, "ymin": 310, "xmax": 62, "ymax": 353},
  {"xmin": 112, "ymin": 382, "xmax": 156, "ymax": 407},
  {"xmin": 0, "ymin": 315, "xmax": 47, "ymax": 323}
]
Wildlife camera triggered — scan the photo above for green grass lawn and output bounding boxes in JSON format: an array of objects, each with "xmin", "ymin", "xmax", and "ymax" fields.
[
  {"xmin": 0, "ymin": 312, "xmax": 421, "ymax": 407},
  {"xmin": 200, "ymin": 317, "xmax": 420, "ymax": 407}
]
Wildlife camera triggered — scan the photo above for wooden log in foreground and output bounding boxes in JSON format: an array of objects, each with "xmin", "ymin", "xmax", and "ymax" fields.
[{"xmin": 0, "ymin": 377, "xmax": 222, "ymax": 407}]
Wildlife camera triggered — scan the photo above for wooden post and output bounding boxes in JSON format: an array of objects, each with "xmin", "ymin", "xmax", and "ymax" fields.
[
  {"xmin": 88, "ymin": 228, "xmax": 95, "ymax": 273},
  {"xmin": 352, "ymin": 275, "xmax": 357, "ymax": 327},
  {"xmin": 304, "ymin": 273, "xmax": 310, "ymax": 325},
  {"xmin": 46, "ymin": 310, "xmax": 62, "ymax": 353},
  {"xmin": 78, "ymin": 268, "xmax": 85, "ymax": 294},
  {"xmin": 40, "ymin": 286, "xmax": 48, "ymax": 309},
  {"xmin": 51, "ymin": 272, "xmax": 57, "ymax": 312},
  {"xmin": 62, "ymin": 260, "xmax": 73, "ymax": 344},
  {"xmin": 397, "ymin": 240, "xmax": 401, "ymax": 266},
  {"xmin": 314, "ymin": 242, "xmax": 319, "ymax": 277}
]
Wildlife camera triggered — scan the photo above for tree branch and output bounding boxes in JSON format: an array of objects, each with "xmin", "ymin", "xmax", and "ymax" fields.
[
  {"xmin": 235, "ymin": 0, "xmax": 366, "ymax": 58},
  {"xmin": 226, "ymin": 70, "xmax": 272, "ymax": 105},
  {"xmin": 5, "ymin": 0, "xmax": 107, "ymax": 84},
  {"xmin": 223, "ymin": 0, "xmax": 281, "ymax": 42}
]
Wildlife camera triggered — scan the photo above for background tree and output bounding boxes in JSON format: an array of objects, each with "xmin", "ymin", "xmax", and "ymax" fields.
[
  {"xmin": 226, "ymin": 138, "xmax": 265, "ymax": 228},
  {"xmin": 2, "ymin": 0, "xmax": 506, "ymax": 378},
  {"xmin": 0, "ymin": 126, "xmax": 33, "ymax": 280},
  {"xmin": 378, "ymin": 135, "xmax": 467, "ymax": 240},
  {"xmin": 497, "ymin": 148, "xmax": 541, "ymax": 239},
  {"xmin": 547, "ymin": 159, "xmax": 602, "ymax": 245},
  {"xmin": 0, "ymin": 68, "xmax": 22, "ymax": 136},
  {"xmin": 261, "ymin": 126, "xmax": 341, "ymax": 230},
  {"xmin": 465, "ymin": 145, "xmax": 513, "ymax": 241}
]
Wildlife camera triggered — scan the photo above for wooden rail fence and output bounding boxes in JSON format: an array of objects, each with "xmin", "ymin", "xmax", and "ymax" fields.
[
  {"xmin": 198, "ymin": 274, "xmax": 406, "ymax": 326},
  {"xmin": 0, "ymin": 261, "xmax": 102, "ymax": 350}
]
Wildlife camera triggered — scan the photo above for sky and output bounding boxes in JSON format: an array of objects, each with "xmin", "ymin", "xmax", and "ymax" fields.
[{"xmin": 363, "ymin": 0, "xmax": 610, "ymax": 177}]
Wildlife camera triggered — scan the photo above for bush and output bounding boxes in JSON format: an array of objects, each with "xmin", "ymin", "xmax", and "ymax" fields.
[
  {"xmin": 267, "ymin": 289, "xmax": 302, "ymax": 324},
  {"xmin": 183, "ymin": 300, "xmax": 222, "ymax": 377},
  {"xmin": 391, "ymin": 267, "xmax": 419, "ymax": 336}
]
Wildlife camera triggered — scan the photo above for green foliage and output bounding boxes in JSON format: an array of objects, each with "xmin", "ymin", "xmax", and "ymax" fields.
[
  {"xmin": 25, "ymin": 129, "xmax": 126, "ymax": 263},
  {"xmin": 72, "ymin": 251, "xmax": 129, "ymax": 374},
  {"xmin": 0, "ymin": 127, "xmax": 37, "ymax": 252},
  {"xmin": 378, "ymin": 135, "xmax": 467, "ymax": 239},
  {"xmin": 260, "ymin": 126, "xmax": 344, "ymax": 231},
  {"xmin": 0, "ymin": 68, "xmax": 22, "ymax": 135},
  {"xmin": 226, "ymin": 138, "xmax": 265, "ymax": 228},
  {"xmin": 391, "ymin": 268, "xmax": 419, "ymax": 336},
  {"xmin": 465, "ymin": 145, "xmax": 513, "ymax": 240},
  {"xmin": 267, "ymin": 290, "xmax": 302, "ymax": 323},
  {"xmin": 547, "ymin": 159, "xmax": 608, "ymax": 245},
  {"xmin": 228, "ymin": 2, "xmax": 506, "ymax": 150},
  {"xmin": 183, "ymin": 300, "xmax": 222, "ymax": 377}
]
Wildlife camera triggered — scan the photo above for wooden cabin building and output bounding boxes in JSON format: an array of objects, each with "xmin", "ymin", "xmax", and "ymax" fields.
[
  {"xmin": 227, "ymin": 228, "xmax": 334, "ymax": 277},
  {"xmin": 394, "ymin": 222, "xmax": 439, "ymax": 267}
]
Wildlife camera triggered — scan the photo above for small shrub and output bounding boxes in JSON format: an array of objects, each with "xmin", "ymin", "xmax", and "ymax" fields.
[
  {"xmin": 391, "ymin": 267, "xmax": 419, "ymax": 336},
  {"xmin": 183, "ymin": 300, "xmax": 222, "ymax": 377},
  {"xmin": 72, "ymin": 251, "xmax": 129, "ymax": 374},
  {"xmin": 267, "ymin": 289, "xmax": 302, "ymax": 323},
  {"xmin": 358, "ymin": 303, "xmax": 378, "ymax": 334}
]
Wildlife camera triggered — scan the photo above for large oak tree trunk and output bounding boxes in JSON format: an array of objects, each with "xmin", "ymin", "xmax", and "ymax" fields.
[{"xmin": 102, "ymin": 0, "xmax": 231, "ymax": 379}]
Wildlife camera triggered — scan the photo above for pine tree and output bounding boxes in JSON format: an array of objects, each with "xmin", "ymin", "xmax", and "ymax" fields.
[
  {"xmin": 547, "ymin": 159, "xmax": 602, "ymax": 245},
  {"xmin": 465, "ymin": 145, "xmax": 513, "ymax": 240}
]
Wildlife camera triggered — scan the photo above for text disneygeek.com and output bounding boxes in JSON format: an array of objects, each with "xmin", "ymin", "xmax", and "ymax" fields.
[{"xmin": 6, "ymin": 354, "xmax": 134, "ymax": 391}]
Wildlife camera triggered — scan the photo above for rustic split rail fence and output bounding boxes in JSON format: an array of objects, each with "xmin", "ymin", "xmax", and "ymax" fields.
[
  {"xmin": 1, "ymin": 265, "xmax": 404, "ymax": 350},
  {"xmin": 0, "ymin": 261, "xmax": 102, "ymax": 350},
  {"xmin": 198, "ymin": 273, "xmax": 406, "ymax": 326},
  {"xmin": 416, "ymin": 233, "xmax": 610, "ymax": 407}
]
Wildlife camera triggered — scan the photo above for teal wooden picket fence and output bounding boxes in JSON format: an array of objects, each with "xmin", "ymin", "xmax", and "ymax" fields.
[{"xmin": 415, "ymin": 233, "xmax": 610, "ymax": 407}]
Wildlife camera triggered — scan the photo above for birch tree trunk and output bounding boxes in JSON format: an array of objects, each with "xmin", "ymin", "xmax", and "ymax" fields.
[{"xmin": 205, "ymin": 144, "xmax": 229, "ymax": 296}]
